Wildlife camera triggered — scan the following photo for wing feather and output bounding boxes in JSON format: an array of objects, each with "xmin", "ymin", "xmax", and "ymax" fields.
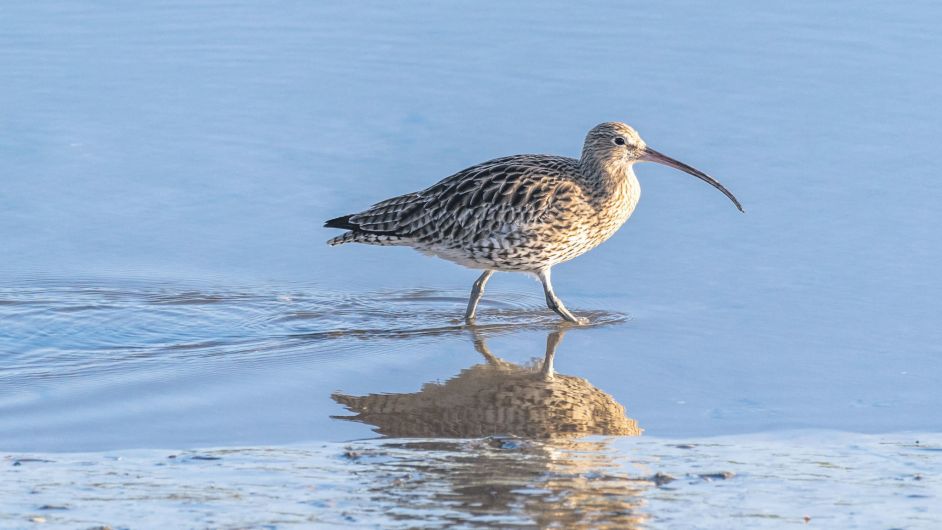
[{"xmin": 337, "ymin": 155, "xmax": 583, "ymax": 244}]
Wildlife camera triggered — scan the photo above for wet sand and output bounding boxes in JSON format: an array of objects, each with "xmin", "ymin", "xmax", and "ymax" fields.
[{"xmin": 4, "ymin": 433, "xmax": 938, "ymax": 529}]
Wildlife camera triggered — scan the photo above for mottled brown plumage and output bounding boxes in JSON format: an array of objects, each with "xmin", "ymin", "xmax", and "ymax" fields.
[{"xmin": 326, "ymin": 122, "xmax": 742, "ymax": 323}]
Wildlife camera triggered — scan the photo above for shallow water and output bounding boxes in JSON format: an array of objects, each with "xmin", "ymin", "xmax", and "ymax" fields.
[
  {"xmin": 2, "ymin": 0, "xmax": 941, "ymax": 527},
  {"xmin": 1, "ymin": 279, "xmax": 937, "ymax": 452},
  {"xmin": 0, "ymin": 280, "xmax": 632, "ymax": 451},
  {"xmin": 5, "ymin": 434, "xmax": 940, "ymax": 529}
]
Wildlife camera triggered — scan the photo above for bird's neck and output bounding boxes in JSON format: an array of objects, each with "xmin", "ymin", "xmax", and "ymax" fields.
[{"xmin": 579, "ymin": 158, "xmax": 639, "ymax": 201}]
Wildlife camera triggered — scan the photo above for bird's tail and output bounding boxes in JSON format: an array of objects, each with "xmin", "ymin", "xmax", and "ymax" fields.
[
  {"xmin": 325, "ymin": 213, "xmax": 407, "ymax": 246},
  {"xmin": 326, "ymin": 231, "xmax": 405, "ymax": 246},
  {"xmin": 326, "ymin": 231, "xmax": 357, "ymax": 246},
  {"xmin": 324, "ymin": 214, "xmax": 357, "ymax": 231}
]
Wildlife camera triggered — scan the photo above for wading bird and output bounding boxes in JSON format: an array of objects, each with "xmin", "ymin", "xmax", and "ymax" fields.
[{"xmin": 326, "ymin": 122, "xmax": 742, "ymax": 324}]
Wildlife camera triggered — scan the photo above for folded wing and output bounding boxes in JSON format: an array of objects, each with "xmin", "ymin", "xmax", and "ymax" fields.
[{"xmin": 327, "ymin": 155, "xmax": 582, "ymax": 246}]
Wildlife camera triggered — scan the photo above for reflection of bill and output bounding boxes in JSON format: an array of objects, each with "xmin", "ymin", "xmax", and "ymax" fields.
[{"xmin": 332, "ymin": 327, "xmax": 641, "ymax": 438}]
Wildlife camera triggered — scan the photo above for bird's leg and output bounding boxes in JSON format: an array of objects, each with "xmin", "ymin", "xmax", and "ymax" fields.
[
  {"xmin": 540, "ymin": 328, "xmax": 566, "ymax": 380},
  {"xmin": 465, "ymin": 270, "xmax": 494, "ymax": 323},
  {"xmin": 470, "ymin": 328, "xmax": 502, "ymax": 366},
  {"xmin": 537, "ymin": 268, "xmax": 588, "ymax": 325}
]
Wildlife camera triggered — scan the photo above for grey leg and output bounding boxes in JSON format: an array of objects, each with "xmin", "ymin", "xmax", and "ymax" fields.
[
  {"xmin": 537, "ymin": 268, "xmax": 588, "ymax": 325},
  {"xmin": 465, "ymin": 270, "xmax": 494, "ymax": 322}
]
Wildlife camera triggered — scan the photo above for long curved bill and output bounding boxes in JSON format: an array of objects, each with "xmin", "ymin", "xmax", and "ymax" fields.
[{"xmin": 641, "ymin": 147, "xmax": 744, "ymax": 212}]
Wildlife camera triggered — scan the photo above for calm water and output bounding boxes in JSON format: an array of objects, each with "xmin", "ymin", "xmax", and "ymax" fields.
[{"xmin": 2, "ymin": 0, "xmax": 941, "ymax": 527}]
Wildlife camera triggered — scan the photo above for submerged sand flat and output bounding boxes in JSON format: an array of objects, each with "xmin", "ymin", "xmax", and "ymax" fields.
[{"xmin": 3, "ymin": 433, "xmax": 939, "ymax": 529}]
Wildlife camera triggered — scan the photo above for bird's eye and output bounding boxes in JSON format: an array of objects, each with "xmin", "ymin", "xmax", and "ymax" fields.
[{"xmin": 613, "ymin": 137, "xmax": 626, "ymax": 146}]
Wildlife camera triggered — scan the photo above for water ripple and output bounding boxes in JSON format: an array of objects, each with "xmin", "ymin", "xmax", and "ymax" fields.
[{"xmin": 0, "ymin": 280, "xmax": 627, "ymax": 386}]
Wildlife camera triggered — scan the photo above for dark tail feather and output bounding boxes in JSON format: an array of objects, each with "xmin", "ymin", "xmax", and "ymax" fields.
[{"xmin": 324, "ymin": 214, "xmax": 357, "ymax": 230}]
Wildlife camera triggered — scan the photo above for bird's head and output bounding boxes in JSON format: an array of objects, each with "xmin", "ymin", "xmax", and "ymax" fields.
[
  {"xmin": 582, "ymin": 122, "xmax": 648, "ymax": 164},
  {"xmin": 581, "ymin": 121, "xmax": 744, "ymax": 212}
]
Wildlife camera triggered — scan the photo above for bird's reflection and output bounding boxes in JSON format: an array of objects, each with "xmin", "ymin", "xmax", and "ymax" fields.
[
  {"xmin": 330, "ymin": 326, "xmax": 647, "ymax": 528},
  {"xmin": 332, "ymin": 326, "xmax": 641, "ymax": 438}
]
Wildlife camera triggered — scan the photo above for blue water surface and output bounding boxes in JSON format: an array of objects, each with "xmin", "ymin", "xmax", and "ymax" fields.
[{"xmin": 1, "ymin": 0, "xmax": 941, "ymax": 451}]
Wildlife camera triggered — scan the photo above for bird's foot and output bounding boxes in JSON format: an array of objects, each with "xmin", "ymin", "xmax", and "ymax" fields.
[
  {"xmin": 548, "ymin": 303, "xmax": 589, "ymax": 326},
  {"xmin": 558, "ymin": 313, "xmax": 590, "ymax": 326}
]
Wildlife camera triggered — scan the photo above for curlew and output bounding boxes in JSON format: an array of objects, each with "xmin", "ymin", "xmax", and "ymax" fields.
[{"xmin": 325, "ymin": 122, "xmax": 742, "ymax": 324}]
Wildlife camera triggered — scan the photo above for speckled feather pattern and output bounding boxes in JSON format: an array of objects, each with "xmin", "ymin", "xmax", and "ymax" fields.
[
  {"xmin": 327, "ymin": 123, "xmax": 643, "ymax": 272},
  {"xmin": 326, "ymin": 122, "xmax": 742, "ymax": 323}
]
